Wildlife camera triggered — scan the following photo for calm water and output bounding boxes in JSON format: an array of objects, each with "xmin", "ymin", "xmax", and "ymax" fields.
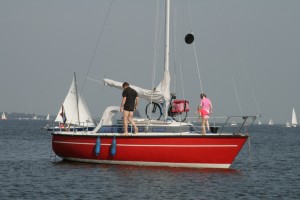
[{"xmin": 0, "ymin": 120, "xmax": 299, "ymax": 200}]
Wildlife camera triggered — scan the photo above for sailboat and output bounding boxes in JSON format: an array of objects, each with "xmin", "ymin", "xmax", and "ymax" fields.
[
  {"xmin": 46, "ymin": 72, "xmax": 95, "ymax": 131},
  {"xmin": 269, "ymin": 119, "xmax": 273, "ymax": 125},
  {"xmin": 231, "ymin": 121, "xmax": 237, "ymax": 126},
  {"xmin": 46, "ymin": 114, "xmax": 50, "ymax": 121},
  {"xmin": 51, "ymin": 0, "xmax": 257, "ymax": 169},
  {"xmin": 285, "ymin": 122, "xmax": 291, "ymax": 127},
  {"xmin": 1, "ymin": 112, "xmax": 7, "ymax": 120},
  {"xmin": 291, "ymin": 107, "xmax": 297, "ymax": 127},
  {"xmin": 258, "ymin": 120, "xmax": 262, "ymax": 125}
]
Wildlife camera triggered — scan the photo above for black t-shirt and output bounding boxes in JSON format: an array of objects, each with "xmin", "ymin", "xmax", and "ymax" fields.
[{"xmin": 122, "ymin": 87, "xmax": 138, "ymax": 111}]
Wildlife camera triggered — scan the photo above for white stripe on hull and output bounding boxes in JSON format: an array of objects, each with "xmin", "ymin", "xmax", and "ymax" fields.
[
  {"xmin": 62, "ymin": 157, "xmax": 231, "ymax": 169},
  {"xmin": 53, "ymin": 141, "xmax": 237, "ymax": 148}
]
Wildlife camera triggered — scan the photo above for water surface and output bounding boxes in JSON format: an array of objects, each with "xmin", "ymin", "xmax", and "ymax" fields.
[{"xmin": 0, "ymin": 120, "xmax": 299, "ymax": 199}]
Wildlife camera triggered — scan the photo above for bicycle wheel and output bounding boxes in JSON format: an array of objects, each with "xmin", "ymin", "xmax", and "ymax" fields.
[
  {"xmin": 168, "ymin": 102, "xmax": 188, "ymax": 122},
  {"xmin": 170, "ymin": 111, "xmax": 187, "ymax": 122},
  {"xmin": 145, "ymin": 102, "xmax": 162, "ymax": 120}
]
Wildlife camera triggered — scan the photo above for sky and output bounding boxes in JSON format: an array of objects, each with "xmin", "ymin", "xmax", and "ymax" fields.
[{"xmin": 0, "ymin": 0, "xmax": 299, "ymax": 124}]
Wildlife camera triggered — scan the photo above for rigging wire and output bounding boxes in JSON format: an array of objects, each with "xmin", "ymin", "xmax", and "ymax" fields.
[
  {"xmin": 80, "ymin": 0, "xmax": 114, "ymax": 94},
  {"xmin": 177, "ymin": 17, "xmax": 185, "ymax": 99},
  {"xmin": 231, "ymin": 72, "xmax": 243, "ymax": 115},
  {"xmin": 171, "ymin": 1, "xmax": 185, "ymax": 99},
  {"xmin": 102, "ymin": 1, "xmax": 125, "ymax": 81},
  {"xmin": 86, "ymin": 77, "xmax": 102, "ymax": 84},
  {"xmin": 187, "ymin": 0, "xmax": 204, "ymax": 94},
  {"xmin": 248, "ymin": 136, "xmax": 252, "ymax": 169},
  {"xmin": 151, "ymin": 0, "xmax": 161, "ymax": 94},
  {"xmin": 228, "ymin": 21, "xmax": 262, "ymax": 115},
  {"xmin": 192, "ymin": 43, "xmax": 204, "ymax": 94},
  {"xmin": 219, "ymin": 1, "xmax": 262, "ymax": 115},
  {"xmin": 148, "ymin": 0, "xmax": 162, "ymax": 119}
]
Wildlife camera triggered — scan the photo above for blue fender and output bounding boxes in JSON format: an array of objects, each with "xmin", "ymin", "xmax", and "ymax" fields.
[
  {"xmin": 95, "ymin": 137, "xmax": 101, "ymax": 156},
  {"xmin": 110, "ymin": 137, "xmax": 117, "ymax": 156}
]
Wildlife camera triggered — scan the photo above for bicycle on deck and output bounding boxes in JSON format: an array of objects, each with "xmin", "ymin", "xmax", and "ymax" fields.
[{"xmin": 145, "ymin": 94, "xmax": 190, "ymax": 122}]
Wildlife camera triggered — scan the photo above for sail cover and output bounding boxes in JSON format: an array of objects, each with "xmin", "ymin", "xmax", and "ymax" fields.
[
  {"xmin": 55, "ymin": 76, "xmax": 95, "ymax": 127},
  {"xmin": 103, "ymin": 75, "xmax": 170, "ymax": 104}
]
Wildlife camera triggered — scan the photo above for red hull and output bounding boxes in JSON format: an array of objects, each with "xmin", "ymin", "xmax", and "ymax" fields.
[{"xmin": 52, "ymin": 134, "xmax": 248, "ymax": 168}]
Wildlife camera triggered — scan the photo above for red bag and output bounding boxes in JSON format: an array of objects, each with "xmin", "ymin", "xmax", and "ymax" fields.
[{"xmin": 171, "ymin": 100, "xmax": 190, "ymax": 113}]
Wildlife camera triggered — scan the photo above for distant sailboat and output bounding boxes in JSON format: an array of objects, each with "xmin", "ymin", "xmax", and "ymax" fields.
[
  {"xmin": 258, "ymin": 120, "xmax": 262, "ymax": 125},
  {"xmin": 291, "ymin": 107, "xmax": 297, "ymax": 127},
  {"xmin": 1, "ymin": 112, "xmax": 7, "ymax": 120},
  {"xmin": 269, "ymin": 119, "xmax": 273, "ymax": 125},
  {"xmin": 46, "ymin": 72, "xmax": 95, "ymax": 131},
  {"xmin": 285, "ymin": 122, "xmax": 291, "ymax": 127},
  {"xmin": 46, "ymin": 114, "xmax": 50, "ymax": 120}
]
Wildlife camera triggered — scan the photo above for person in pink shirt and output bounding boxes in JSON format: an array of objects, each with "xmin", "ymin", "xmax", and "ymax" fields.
[{"xmin": 199, "ymin": 93, "xmax": 213, "ymax": 134}]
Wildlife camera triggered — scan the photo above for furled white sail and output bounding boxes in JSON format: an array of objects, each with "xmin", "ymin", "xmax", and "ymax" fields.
[
  {"xmin": 55, "ymin": 74, "xmax": 95, "ymax": 127},
  {"xmin": 103, "ymin": 78, "xmax": 169, "ymax": 104},
  {"xmin": 292, "ymin": 107, "xmax": 297, "ymax": 127}
]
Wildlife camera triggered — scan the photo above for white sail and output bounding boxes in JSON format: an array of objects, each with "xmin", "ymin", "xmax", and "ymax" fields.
[
  {"xmin": 292, "ymin": 107, "xmax": 297, "ymax": 127},
  {"xmin": 46, "ymin": 114, "xmax": 50, "ymax": 120},
  {"xmin": 285, "ymin": 122, "xmax": 291, "ymax": 127},
  {"xmin": 1, "ymin": 112, "xmax": 7, "ymax": 120},
  {"xmin": 268, "ymin": 119, "xmax": 273, "ymax": 125},
  {"xmin": 78, "ymin": 94, "xmax": 95, "ymax": 126},
  {"xmin": 258, "ymin": 120, "xmax": 262, "ymax": 125},
  {"xmin": 55, "ymin": 73, "xmax": 95, "ymax": 127}
]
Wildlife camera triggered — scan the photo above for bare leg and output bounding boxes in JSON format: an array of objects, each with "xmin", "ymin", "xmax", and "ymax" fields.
[
  {"xmin": 128, "ymin": 111, "xmax": 138, "ymax": 133},
  {"xmin": 201, "ymin": 118, "xmax": 206, "ymax": 135},
  {"xmin": 206, "ymin": 120, "xmax": 210, "ymax": 131},
  {"xmin": 123, "ymin": 110, "xmax": 129, "ymax": 134}
]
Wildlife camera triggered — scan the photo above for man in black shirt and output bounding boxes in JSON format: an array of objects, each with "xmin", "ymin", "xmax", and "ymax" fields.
[{"xmin": 120, "ymin": 82, "xmax": 139, "ymax": 134}]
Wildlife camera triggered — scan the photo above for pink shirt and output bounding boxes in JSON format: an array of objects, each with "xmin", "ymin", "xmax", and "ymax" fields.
[{"xmin": 200, "ymin": 98, "xmax": 212, "ymax": 112}]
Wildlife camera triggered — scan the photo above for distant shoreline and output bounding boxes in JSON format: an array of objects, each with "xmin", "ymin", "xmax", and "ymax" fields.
[{"xmin": 0, "ymin": 112, "xmax": 53, "ymax": 121}]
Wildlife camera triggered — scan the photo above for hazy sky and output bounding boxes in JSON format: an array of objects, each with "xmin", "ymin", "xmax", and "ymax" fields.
[{"xmin": 0, "ymin": 0, "xmax": 299, "ymax": 124}]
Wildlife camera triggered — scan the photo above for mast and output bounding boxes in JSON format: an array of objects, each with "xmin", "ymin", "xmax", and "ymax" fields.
[
  {"xmin": 165, "ymin": 0, "xmax": 170, "ymax": 74},
  {"xmin": 163, "ymin": 0, "xmax": 171, "ymax": 119},
  {"xmin": 74, "ymin": 72, "xmax": 80, "ymax": 125}
]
